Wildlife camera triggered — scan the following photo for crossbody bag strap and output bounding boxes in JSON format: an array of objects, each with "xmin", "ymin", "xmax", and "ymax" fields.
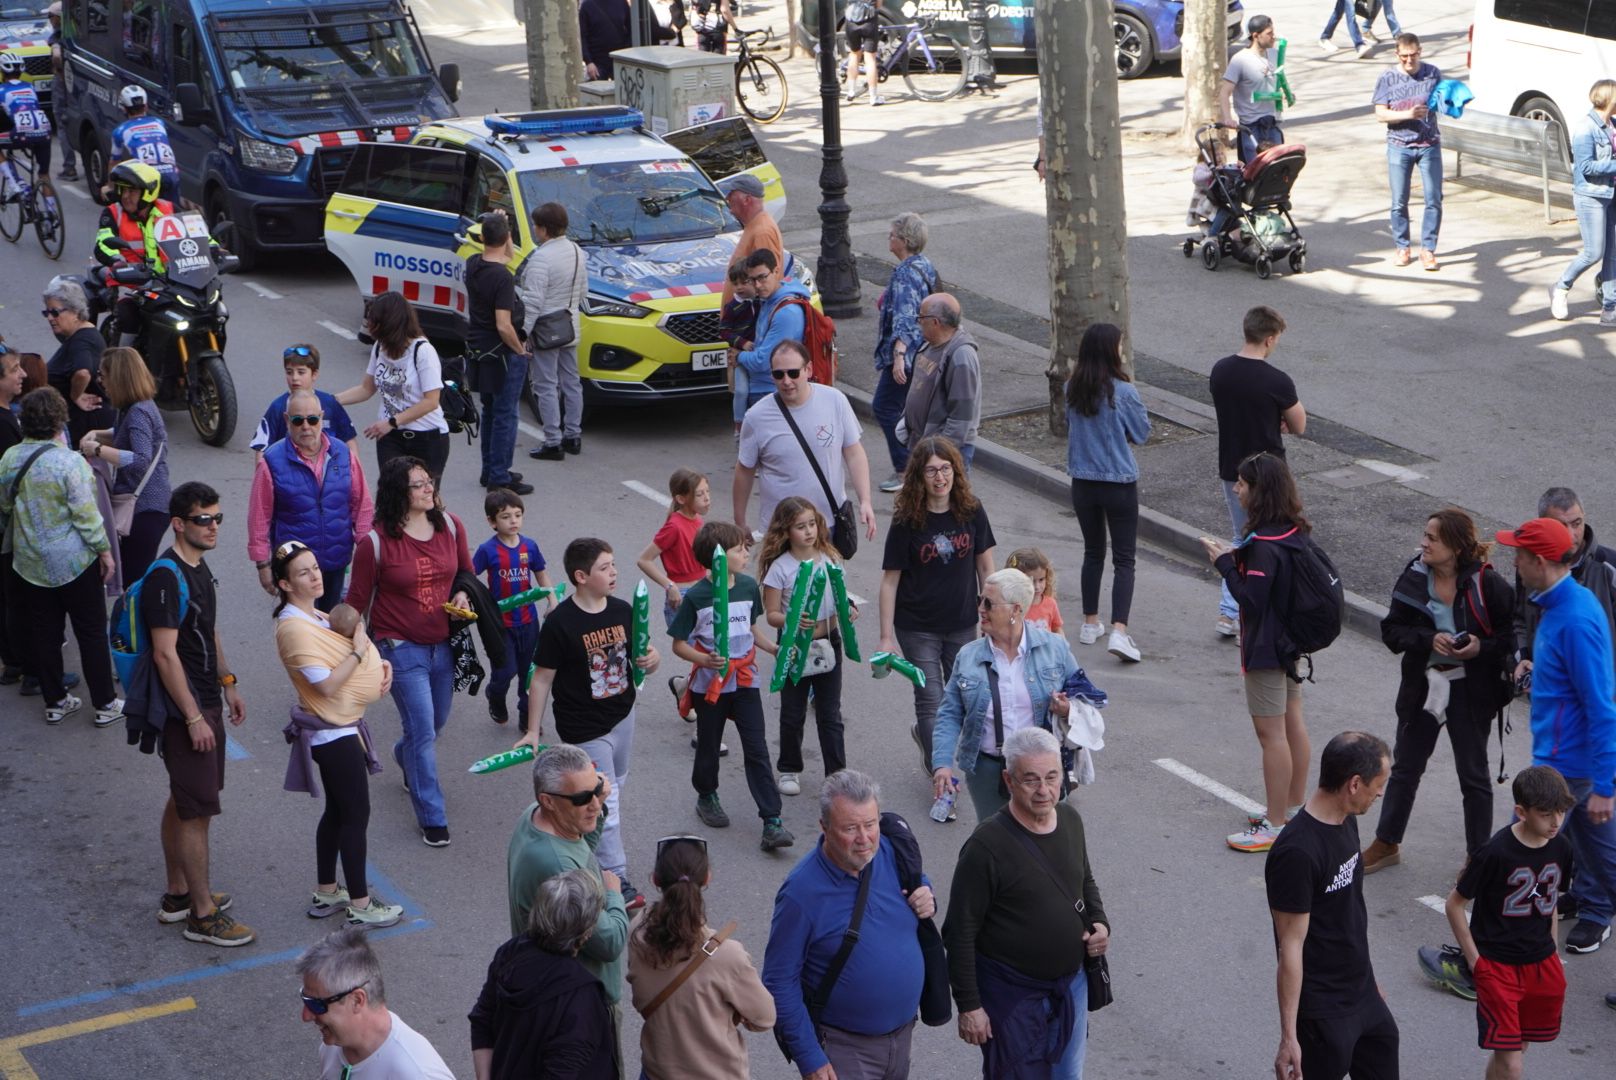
[
  {"xmin": 991, "ymin": 812, "xmax": 1091, "ymax": 927},
  {"xmin": 639, "ymin": 919, "xmax": 739, "ymax": 1019},
  {"xmin": 774, "ymin": 393, "xmax": 838, "ymax": 512},
  {"xmin": 986, "ymin": 661, "xmax": 1005, "ymax": 755},
  {"xmin": 129, "ymin": 413, "xmax": 166, "ymax": 499},
  {"xmin": 805, "ymin": 861, "xmax": 873, "ymax": 1017}
]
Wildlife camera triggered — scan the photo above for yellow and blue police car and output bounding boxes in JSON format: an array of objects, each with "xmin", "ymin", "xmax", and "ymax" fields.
[
  {"xmin": 323, "ymin": 105, "xmax": 807, "ymax": 404},
  {"xmin": 0, "ymin": 5, "xmax": 54, "ymax": 108}
]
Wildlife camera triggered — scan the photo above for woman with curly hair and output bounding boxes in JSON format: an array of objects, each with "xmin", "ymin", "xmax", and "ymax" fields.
[{"xmin": 878, "ymin": 435, "xmax": 996, "ymax": 771}]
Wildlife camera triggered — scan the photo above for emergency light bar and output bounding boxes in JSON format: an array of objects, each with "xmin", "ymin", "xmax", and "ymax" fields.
[{"xmin": 483, "ymin": 107, "xmax": 645, "ymax": 139}]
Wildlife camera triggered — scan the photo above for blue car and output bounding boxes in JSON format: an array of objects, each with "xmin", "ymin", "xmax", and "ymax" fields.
[{"xmin": 1117, "ymin": 1, "xmax": 1246, "ymax": 80}]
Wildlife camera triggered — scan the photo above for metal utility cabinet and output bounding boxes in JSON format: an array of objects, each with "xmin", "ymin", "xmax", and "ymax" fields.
[{"xmin": 610, "ymin": 45, "xmax": 735, "ymax": 136}]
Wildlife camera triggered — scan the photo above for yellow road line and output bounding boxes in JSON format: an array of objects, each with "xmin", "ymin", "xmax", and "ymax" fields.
[{"xmin": 0, "ymin": 997, "xmax": 197, "ymax": 1080}]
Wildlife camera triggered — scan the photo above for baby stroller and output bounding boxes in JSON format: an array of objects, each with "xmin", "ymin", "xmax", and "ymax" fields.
[{"xmin": 1182, "ymin": 122, "xmax": 1308, "ymax": 279}]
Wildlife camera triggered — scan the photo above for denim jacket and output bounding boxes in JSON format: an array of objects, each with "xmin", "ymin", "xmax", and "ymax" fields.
[
  {"xmin": 1065, "ymin": 379, "xmax": 1151, "ymax": 483},
  {"xmin": 931, "ymin": 626, "xmax": 1080, "ymax": 774},
  {"xmin": 1571, "ymin": 108, "xmax": 1616, "ymax": 199}
]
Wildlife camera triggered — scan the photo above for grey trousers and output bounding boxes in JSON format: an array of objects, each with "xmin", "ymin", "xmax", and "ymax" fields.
[
  {"xmin": 896, "ymin": 625, "xmax": 976, "ymax": 763},
  {"xmin": 532, "ymin": 340, "xmax": 582, "ymax": 446},
  {"xmin": 822, "ymin": 1019, "xmax": 915, "ymax": 1080}
]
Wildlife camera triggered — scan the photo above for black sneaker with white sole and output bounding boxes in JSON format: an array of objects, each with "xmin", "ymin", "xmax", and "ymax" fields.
[
  {"xmin": 422, "ymin": 826, "xmax": 452, "ymax": 847},
  {"xmin": 1565, "ymin": 918, "xmax": 1611, "ymax": 954}
]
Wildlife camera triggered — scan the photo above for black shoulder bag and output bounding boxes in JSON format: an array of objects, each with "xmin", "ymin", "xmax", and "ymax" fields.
[
  {"xmin": 774, "ymin": 392, "xmax": 859, "ymax": 559},
  {"xmin": 773, "ymin": 862, "xmax": 873, "ymax": 1063},
  {"xmin": 2, "ymin": 443, "xmax": 54, "ymax": 551},
  {"xmin": 530, "ymin": 244, "xmax": 582, "ymax": 350},
  {"xmin": 990, "ymin": 812, "xmax": 1113, "ymax": 1012}
]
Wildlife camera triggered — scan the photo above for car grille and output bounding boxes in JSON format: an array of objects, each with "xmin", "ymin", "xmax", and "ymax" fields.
[
  {"xmin": 312, "ymin": 146, "xmax": 359, "ymax": 197},
  {"xmin": 662, "ymin": 311, "xmax": 723, "ymax": 346},
  {"xmin": 24, "ymin": 56, "xmax": 51, "ymax": 77},
  {"xmin": 644, "ymin": 364, "xmax": 726, "ymax": 392}
]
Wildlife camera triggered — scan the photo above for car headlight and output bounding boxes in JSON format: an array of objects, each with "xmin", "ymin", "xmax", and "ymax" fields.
[
  {"xmin": 238, "ymin": 136, "xmax": 298, "ymax": 175},
  {"xmin": 581, "ymin": 294, "xmax": 653, "ymax": 319}
]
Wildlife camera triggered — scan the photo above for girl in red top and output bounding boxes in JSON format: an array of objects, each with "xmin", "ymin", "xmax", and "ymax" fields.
[
  {"xmin": 636, "ymin": 467, "xmax": 711, "ymax": 629},
  {"xmin": 345, "ymin": 455, "xmax": 471, "ymax": 848},
  {"xmin": 1006, "ymin": 547, "xmax": 1065, "ymax": 637}
]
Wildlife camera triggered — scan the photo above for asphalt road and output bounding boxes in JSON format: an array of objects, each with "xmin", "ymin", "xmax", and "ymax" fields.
[{"xmin": 2, "ymin": 1, "xmax": 1614, "ymax": 1077}]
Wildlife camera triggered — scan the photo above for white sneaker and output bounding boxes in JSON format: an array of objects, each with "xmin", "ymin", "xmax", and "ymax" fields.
[
  {"xmin": 45, "ymin": 694, "xmax": 82, "ymax": 725},
  {"xmin": 94, "ymin": 697, "xmax": 125, "ymax": 728},
  {"xmin": 1318, "ymin": 37, "xmax": 1339, "ymax": 53},
  {"xmin": 1216, "ymin": 615, "xmax": 1239, "ymax": 638},
  {"xmin": 1550, "ymin": 286, "xmax": 1571, "ymax": 321},
  {"xmin": 871, "ymin": 95, "xmax": 886, "ymax": 107},
  {"xmin": 879, "ymin": 473, "xmax": 903, "ymax": 493},
  {"xmin": 1107, "ymin": 631, "xmax": 1141, "ymax": 663},
  {"xmin": 1077, "ymin": 622, "xmax": 1104, "ymax": 646},
  {"xmin": 1356, "ymin": 43, "xmax": 1374, "ymax": 59},
  {"xmin": 779, "ymin": 773, "xmax": 801, "ymax": 796}
]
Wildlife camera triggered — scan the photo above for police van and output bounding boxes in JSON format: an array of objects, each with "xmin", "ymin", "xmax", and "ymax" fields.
[
  {"xmin": 323, "ymin": 106, "xmax": 806, "ymax": 406},
  {"xmin": 57, "ymin": 0, "xmax": 460, "ymax": 266},
  {"xmin": 1468, "ymin": 0, "xmax": 1616, "ymax": 155}
]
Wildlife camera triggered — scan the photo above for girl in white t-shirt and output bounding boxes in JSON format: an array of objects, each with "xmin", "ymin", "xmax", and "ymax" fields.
[
  {"xmin": 758, "ymin": 496, "xmax": 853, "ymax": 795},
  {"xmin": 334, "ymin": 291, "xmax": 451, "ymax": 483}
]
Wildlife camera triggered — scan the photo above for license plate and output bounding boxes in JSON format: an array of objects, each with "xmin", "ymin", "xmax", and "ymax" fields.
[{"xmin": 691, "ymin": 349, "xmax": 728, "ymax": 371}]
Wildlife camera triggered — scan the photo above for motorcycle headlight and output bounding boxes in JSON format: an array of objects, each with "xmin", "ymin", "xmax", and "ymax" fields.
[
  {"xmin": 208, "ymin": 285, "xmax": 221, "ymax": 305},
  {"xmin": 216, "ymin": 301, "xmax": 228, "ymax": 322},
  {"xmin": 167, "ymin": 313, "xmax": 191, "ymax": 332},
  {"xmin": 176, "ymin": 294, "xmax": 196, "ymax": 308},
  {"xmin": 238, "ymin": 136, "xmax": 298, "ymax": 175},
  {"xmin": 581, "ymin": 294, "xmax": 653, "ymax": 319}
]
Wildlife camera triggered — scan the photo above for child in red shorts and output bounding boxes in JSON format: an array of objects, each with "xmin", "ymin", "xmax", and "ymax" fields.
[{"xmin": 1442, "ymin": 765, "xmax": 1576, "ymax": 1078}]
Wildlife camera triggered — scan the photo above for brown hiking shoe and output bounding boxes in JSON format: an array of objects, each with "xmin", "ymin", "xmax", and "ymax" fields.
[
  {"xmin": 183, "ymin": 908, "xmax": 256, "ymax": 947},
  {"xmin": 1362, "ymin": 838, "xmax": 1400, "ymax": 875}
]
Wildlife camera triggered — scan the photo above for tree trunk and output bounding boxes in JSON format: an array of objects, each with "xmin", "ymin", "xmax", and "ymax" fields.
[
  {"xmin": 784, "ymin": 0, "xmax": 799, "ymax": 59},
  {"xmin": 1037, "ymin": 0, "xmax": 1132, "ymax": 437},
  {"xmin": 524, "ymin": 0, "xmax": 585, "ymax": 110},
  {"xmin": 1180, "ymin": 0, "xmax": 1228, "ymax": 149}
]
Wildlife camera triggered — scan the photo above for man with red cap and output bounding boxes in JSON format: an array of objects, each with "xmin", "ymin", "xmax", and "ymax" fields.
[{"xmin": 1497, "ymin": 517, "xmax": 1616, "ymax": 960}]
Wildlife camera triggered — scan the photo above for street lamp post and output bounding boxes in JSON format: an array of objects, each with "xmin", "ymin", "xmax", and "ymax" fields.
[
  {"xmin": 815, "ymin": 0, "xmax": 861, "ymax": 318},
  {"xmin": 964, "ymin": 0, "xmax": 999, "ymax": 92}
]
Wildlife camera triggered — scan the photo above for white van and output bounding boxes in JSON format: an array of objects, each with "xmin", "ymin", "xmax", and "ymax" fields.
[{"xmin": 1468, "ymin": 0, "xmax": 1616, "ymax": 151}]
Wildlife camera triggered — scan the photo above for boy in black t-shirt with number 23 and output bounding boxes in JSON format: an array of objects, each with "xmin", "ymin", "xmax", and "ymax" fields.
[{"xmin": 1439, "ymin": 765, "xmax": 1575, "ymax": 1078}]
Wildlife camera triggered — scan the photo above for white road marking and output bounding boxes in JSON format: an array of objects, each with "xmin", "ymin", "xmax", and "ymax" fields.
[
  {"xmin": 622, "ymin": 479, "xmax": 666, "ymax": 505},
  {"xmin": 242, "ymin": 281, "xmax": 284, "ymax": 300},
  {"xmin": 317, "ymin": 320, "xmax": 357, "ymax": 340},
  {"xmin": 1417, "ymin": 895, "xmax": 1447, "ymax": 914},
  {"xmin": 1357, "ymin": 459, "xmax": 1426, "ymax": 483},
  {"xmin": 1153, "ymin": 757, "xmax": 1266, "ymax": 817},
  {"xmin": 518, "ymin": 420, "xmax": 545, "ymax": 441},
  {"xmin": 59, "ymin": 183, "xmax": 90, "ymax": 200}
]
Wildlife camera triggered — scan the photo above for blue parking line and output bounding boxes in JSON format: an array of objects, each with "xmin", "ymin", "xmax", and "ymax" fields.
[
  {"xmin": 224, "ymin": 734, "xmax": 249, "ymax": 761},
  {"xmin": 363, "ymin": 864, "xmax": 423, "ymax": 917}
]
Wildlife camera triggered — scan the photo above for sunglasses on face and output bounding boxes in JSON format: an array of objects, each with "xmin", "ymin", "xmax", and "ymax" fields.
[
  {"xmin": 656, "ymin": 834, "xmax": 707, "ymax": 861},
  {"xmin": 977, "ymin": 595, "xmax": 1010, "ymax": 611},
  {"xmin": 543, "ymin": 778, "xmax": 605, "ymax": 807},
  {"xmin": 185, "ymin": 513, "xmax": 225, "ymax": 527},
  {"xmin": 288, "ymin": 414, "xmax": 323, "ymax": 427},
  {"xmin": 770, "ymin": 367, "xmax": 803, "ymax": 381},
  {"xmin": 42, "ymin": 308, "xmax": 66, "ymax": 318},
  {"xmin": 299, "ymin": 980, "xmax": 367, "ymax": 1016},
  {"xmin": 283, "ymin": 345, "xmax": 314, "ymax": 360}
]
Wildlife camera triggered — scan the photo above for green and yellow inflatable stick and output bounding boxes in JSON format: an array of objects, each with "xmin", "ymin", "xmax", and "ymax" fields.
[{"xmin": 469, "ymin": 743, "xmax": 546, "ymax": 774}]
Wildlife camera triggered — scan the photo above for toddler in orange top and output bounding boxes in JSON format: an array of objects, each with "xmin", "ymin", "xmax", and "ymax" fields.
[{"xmin": 1006, "ymin": 547, "xmax": 1063, "ymax": 636}]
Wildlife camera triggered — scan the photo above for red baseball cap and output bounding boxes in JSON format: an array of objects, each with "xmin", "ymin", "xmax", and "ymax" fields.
[{"xmin": 1495, "ymin": 518, "xmax": 1575, "ymax": 562}]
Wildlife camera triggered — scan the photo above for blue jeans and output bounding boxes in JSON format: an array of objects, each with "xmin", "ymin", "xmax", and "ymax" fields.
[
  {"xmin": 1321, "ymin": 0, "xmax": 1364, "ymax": 46},
  {"xmin": 577, "ymin": 707, "xmax": 635, "ymax": 878},
  {"xmin": 479, "ymin": 350, "xmax": 528, "ymax": 485},
  {"xmin": 486, "ymin": 618, "xmax": 540, "ymax": 724},
  {"xmin": 1219, "ymin": 480, "xmax": 1247, "ymax": 621},
  {"xmin": 1052, "ymin": 965, "xmax": 1089, "ymax": 1080},
  {"xmin": 379, "ymin": 639, "xmax": 455, "ymax": 830},
  {"xmin": 1238, "ymin": 115, "xmax": 1284, "ymax": 165},
  {"xmin": 1360, "ymin": 0, "xmax": 1401, "ymax": 35},
  {"xmin": 316, "ymin": 567, "xmax": 347, "ymax": 615},
  {"xmin": 1557, "ymin": 193, "xmax": 1616, "ymax": 308},
  {"xmin": 1562, "ymin": 775, "xmax": 1616, "ymax": 926},
  {"xmin": 1387, "ymin": 143, "xmax": 1442, "ymax": 252},
  {"xmin": 871, "ymin": 364, "xmax": 911, "ymax": 473}
]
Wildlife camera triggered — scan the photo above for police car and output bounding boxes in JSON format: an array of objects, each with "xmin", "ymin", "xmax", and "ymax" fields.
[
  {"xmin": 0, "ymin": 5, "xmax": 53, "ymax": 107},
  {"xmin": 323, "ymin": 106, "xmax": 804, "ymax": 404}
]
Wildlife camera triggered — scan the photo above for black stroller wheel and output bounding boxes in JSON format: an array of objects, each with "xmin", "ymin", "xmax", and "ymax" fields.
[
  {"xmin": 1288, "ymin": 250, "xmax": 1306, "ymax": 274},
  {"xmin": 1183, "ymin": 239, "xmax": 1196, "ymax": 258},
  {"xmin": 1255, "ymin": 256, "xmax": 1273, "ymax": 280},
  {"xmin": 1200, "ymin": 240, "xmax": 1220, "ymax": 271}
]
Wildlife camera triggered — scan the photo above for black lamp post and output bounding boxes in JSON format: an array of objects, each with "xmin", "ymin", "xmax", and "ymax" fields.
[
  {"xmin": 964, "ymin": 0, "xmax": 999, "ymax": 92},
  {"xmin": 815, "ymin": 0, "xmax": 861, "ymax": 318}
]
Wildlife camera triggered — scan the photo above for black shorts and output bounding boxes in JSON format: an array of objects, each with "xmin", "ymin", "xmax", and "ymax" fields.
[
  {"xmin": 161, "ymin": 704, "xmax": 226, "ymax": 820},
  {"xmin": 1297, "ymin": 994, "xmax": 1399, "ymax": 1079},
  {"xmin": 845, "ymin": 21, "xmax": 879, "ymax": 53}
]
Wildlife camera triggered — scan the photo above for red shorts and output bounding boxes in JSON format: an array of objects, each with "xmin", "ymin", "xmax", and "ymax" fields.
[{"xmin": 1473, "ymin": 954, "xmax": 1566, "ymax": 1051}]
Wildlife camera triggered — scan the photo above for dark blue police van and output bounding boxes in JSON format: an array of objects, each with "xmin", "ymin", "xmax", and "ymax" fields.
[{"xmin": 58, "ymin": 0, "xmax": 460, "ymax": 266}]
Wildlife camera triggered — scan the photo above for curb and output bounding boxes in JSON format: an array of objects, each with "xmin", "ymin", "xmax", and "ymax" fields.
[{"xmin": 838, "ymin": 383, "xmax": 1390, "ymax": 642}]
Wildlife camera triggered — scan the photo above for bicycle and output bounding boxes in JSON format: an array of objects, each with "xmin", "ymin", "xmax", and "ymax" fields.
[
  {"xmin": 841, "ymin": 16, "xmax": 967, "ymax": 103},
  {"xmin": 734, "ymin": 27, "xmax": 787, "ymax": 124},
  {"xmin": 0, "ymin": 140, "xmax": 65, "ymax": 260}
]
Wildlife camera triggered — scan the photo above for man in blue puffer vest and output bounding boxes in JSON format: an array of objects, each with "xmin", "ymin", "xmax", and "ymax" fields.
[{"xmin": 247, "ymin": 389, "xmax": 373, "ymax": 612}]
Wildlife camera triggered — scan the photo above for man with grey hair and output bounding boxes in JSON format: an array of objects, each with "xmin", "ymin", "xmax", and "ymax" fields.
[
  {"xmin": 505, "ymin": 743, "xmax": 630, "ymax": 1061},
  {"xmin": 297, "ymin": 926, "xmax": 454, "ymax": 1079},
  {"xmin": 944, "ymin": 727, "xmax": 1109, "ymax": 1079},
  {"xmin": 902, "ymin": 292, "xmax": 981, "ymax": 468},
  {"xmin": 763, "ymin": 770, "xmax": 935, "ymax": 1080}
]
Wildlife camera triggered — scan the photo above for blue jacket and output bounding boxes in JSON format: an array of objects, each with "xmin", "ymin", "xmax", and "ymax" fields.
[
  {"xmin": 737, "ymin": 280, "xmax": 811, "ymax": 380},
  {"xmin": 1571, "ymin": 108, "xmax": 1616, "ymax": 200},
  {"xmin": 1065, "ymin": 379, "xmax": 1151, "ymax": 483},
  {"xmin": 932, "ymin": 626, "xmax": 1081, "ymax": 774},
  {"xmin": 874, "ymin": 254, "xmax": 938, "ymax": 370},
  {"xmin": 1527, "ymin": 574, "xmax": 1616, "ymax": 797},
  {"xmin": 266, "ymin": 437, "xmax": 354, "ymax": 571}
]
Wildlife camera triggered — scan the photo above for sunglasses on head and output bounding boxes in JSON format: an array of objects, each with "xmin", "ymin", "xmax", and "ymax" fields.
[
  {"xmin": 542, "ymin": 777, "xmax": 605, "ymax": 806},
  {"xmin": 288, "ymin": 413, "xmax": 323, "ymax": 427},
  {"xmin": 275, "ymin": 540, "xmax": 309, "ymax": 560},
  {"xmin": 283, "ymin": 345, "xmax": 313, "ymax": 360},
  {"xmin": 770, "ymin": 367, "xmax": 803, "ymax": 381},
  {"xmin": 185, "ymin": 512, "xmax": 225, "ymax": 527},
  {"xmin": 299, "ymin": 980, "xmax": 367, "ymax": 1016},
  {"xmin": 656, "ymin": 834, "xmax": 707, "ymax": 861}
]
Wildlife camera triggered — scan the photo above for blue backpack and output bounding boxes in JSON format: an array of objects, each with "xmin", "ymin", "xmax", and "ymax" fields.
[{"xmin": 109, "ymin": 558, "xmax": 188, "ymax": 687}]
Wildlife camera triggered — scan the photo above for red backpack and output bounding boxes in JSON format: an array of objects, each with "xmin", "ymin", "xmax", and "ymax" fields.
[{"xmin": 774, "ymin": 296, "xmax": 839, "ymax": 386}]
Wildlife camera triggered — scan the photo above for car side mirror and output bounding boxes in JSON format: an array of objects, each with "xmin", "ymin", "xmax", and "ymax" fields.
[
  {"xmin": 175, "ymin": 83, "xmax": 209, "ymax": 127},
  {"xmin": 439, "ymin": 63, "xmax": 460, "ymax": 104}
]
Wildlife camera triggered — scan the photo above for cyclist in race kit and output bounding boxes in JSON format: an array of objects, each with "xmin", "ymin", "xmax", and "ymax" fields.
[
  {"xmin": 0, "ymin": 51, "xmax": 53, "ymax": 188},
  {"xmin": 107, "ymin": 85, "xmax": 179, "ymax": 204}
]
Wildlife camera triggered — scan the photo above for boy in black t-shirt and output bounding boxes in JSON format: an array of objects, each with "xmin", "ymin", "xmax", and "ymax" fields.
[
  {"xmin": 1430, "ymin": 766, "xmax": 1575, "ymax": 1074},
  {"xmin": 519, "ymin": 537, "xmax": 660, "ymax": 910},
  {"xmin": 668, "ymin": 520, "xmax": 789, "ymax": 851}
]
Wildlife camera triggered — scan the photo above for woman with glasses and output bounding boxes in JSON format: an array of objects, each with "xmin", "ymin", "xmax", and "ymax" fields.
[
  {"xmin": 335, "ymin": 291, "xmax": 450, "ymax": 486},
  {"xmin": 628, "ymin": 834, "xmax": 774, "ymax": 1079},
  {"xmin": 344, "ymin": 456, "xmax": 471, "ymax": 848},
  {"xmin": 77, "ymin": 346, "xmax": 170, "ymax": 581},
  {"xmin": 931, "ymin": 567, "xmax": 1080, "ymax": 822},
  {"xmin": 273, "ymin": 540, "xmax": 402, "ymax": 928},
  {"xmin": 41, "ymin": 278, "xmax": 114, "ymax": 445},
  {"xmin": 878, "ymin": 435, "xmax": 996, "ymax": 782}
]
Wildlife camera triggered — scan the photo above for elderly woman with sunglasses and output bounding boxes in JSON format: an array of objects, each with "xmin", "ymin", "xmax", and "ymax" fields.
[
  {"xmin": 248, "ymin": 387, "xmax": 373, "ymax": 614},
  {"xmin": 41, "ymin": 277, "xmax": 115, "ymax": 445},
  {"xmin": 930, "ymin": 567, "xmax": 1081, "ymax": 823}
]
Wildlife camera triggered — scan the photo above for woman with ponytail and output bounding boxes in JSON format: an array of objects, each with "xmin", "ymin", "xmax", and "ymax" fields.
[{"xmin": 627, "ymin": 835, "xmax": 775, "ymax": 1079}]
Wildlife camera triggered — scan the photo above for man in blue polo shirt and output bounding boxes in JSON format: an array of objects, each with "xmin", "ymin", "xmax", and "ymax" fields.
[{"xmin": 763, "ymin": 770, "xmax": 931, "ymax": 1079}]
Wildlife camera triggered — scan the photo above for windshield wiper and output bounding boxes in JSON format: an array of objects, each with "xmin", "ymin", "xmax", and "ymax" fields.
[
  {"xmin": 587, "ymin": 221, "xmax": 633, "ymax": 244},
  {"xmin": 637, "ymin": 188, "xmax": 722, "ymax": 217}
]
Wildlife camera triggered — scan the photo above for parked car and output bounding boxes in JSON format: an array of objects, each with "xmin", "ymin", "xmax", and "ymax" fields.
[{"xmin": 1467, "ymin": 0, "xmax": 1615, "ymax": 161}]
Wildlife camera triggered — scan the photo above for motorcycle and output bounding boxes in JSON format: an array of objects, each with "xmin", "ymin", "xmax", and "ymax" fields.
[{"xmin": 87, "ymin": 211, "xmax": 240, "ymax": 446}]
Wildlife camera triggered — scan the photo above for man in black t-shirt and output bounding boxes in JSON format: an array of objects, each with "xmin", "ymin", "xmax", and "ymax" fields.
[
  {"xmin": 465, "ymin": 211, "xmax": 532, "ymax": 495},
  {"xmin": 1266, "ymin": 730, "xmax": 1397, "ymax": 1080},
  {"xmin": 519, "ymin": 537, "xmax": 660, "ymax": 910},
  {"xmin": 1208, "ymin": 306, "xmax": 1306, "ymax": 638},
  {"xmin": 144, "ymin": 482, "xmax": 253, "ymax": 948}
]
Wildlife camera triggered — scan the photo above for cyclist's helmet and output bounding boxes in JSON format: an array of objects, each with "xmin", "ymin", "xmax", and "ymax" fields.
[
  {"xmin": 118, "ymin": 84, "xmax": 148, "ymax": 111},
  {"xmin": 0, "ymin": 52, "xmax": 24, "ymax": 77},
  {"xmin": 110, "ymin": 161, "xmax": 163, "ymax": 207}
]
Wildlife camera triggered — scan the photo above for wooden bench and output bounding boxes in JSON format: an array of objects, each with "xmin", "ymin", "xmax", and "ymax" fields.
[{"xmin": 1442, "ymin": 110, "xmax": 1572, "ymax": 222}]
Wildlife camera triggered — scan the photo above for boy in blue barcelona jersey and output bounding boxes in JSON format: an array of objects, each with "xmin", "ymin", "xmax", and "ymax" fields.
[
  {"xmin": 108, "ymin": 85, "xmax": 180, "ymax": 204},
  {"xmin": 474, "ymin": 489, "xmax": 556, "ymax": 730},
  {"xmin": 251, "ymin": 345, "xmax": 359, "ymax": 463},
  {"xmin": 0, "ymin": 52, "xmax": 52, "ymax": 183}
]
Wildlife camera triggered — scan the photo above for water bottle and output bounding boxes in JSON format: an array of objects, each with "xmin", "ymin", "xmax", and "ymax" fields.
[{"xmin": 929, "ymin": 777, "xmax": 960, "ymax": 823}]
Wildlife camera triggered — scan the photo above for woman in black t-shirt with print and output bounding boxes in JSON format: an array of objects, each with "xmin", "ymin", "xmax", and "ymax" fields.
[{"xmin": 878, "ymin": 435, "xmax": 996, "ymax": 770}]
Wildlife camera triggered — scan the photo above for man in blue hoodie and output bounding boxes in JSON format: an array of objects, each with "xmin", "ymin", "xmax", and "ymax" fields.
[
  {"xmin": 1497, "ymin": 517, "xmax": 1616, "ymax": 958},
  {"xmin": 735, "ymin": 248, "xmax": 810, "ymax": 411}
]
